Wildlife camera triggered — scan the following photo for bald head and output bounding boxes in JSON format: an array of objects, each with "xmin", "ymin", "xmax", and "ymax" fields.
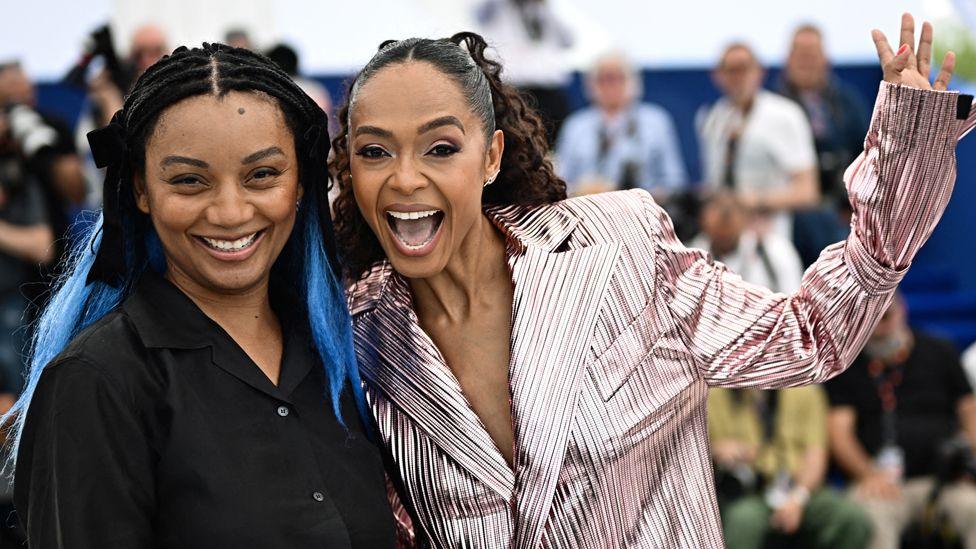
[{"xmin": 130, "ymin": 24, "xmax": 168, "ymax": 74}]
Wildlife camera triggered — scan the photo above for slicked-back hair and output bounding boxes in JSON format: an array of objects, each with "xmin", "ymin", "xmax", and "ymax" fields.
[
  {"xmin": 3, "ymin": 44, "xmax": 365, "ymax": 467},
  {"xmin": 330, "ymin": 32, "xmax": 568, "ymax": 280}
]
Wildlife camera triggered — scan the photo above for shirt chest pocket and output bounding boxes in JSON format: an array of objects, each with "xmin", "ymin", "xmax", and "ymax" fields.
[{"xmin": 586, "ymin": 305, "xmax": 697, "ymax": 404}]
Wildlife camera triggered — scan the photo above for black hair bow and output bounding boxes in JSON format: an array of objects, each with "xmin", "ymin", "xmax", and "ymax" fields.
[{"xmin": 85, "ymin": 111, "xmax": 128, "ymax": 286}]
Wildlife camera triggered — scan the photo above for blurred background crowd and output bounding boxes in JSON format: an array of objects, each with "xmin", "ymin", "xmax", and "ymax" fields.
[{"xmin": 3, "ymin": 0, "xmax": 976, "ymax": 547}]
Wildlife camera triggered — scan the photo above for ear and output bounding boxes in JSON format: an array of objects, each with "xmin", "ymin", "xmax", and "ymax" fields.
[
  {"xmin": 133, "ymin": 173, "xmax": 150, "ymax": 215},
  {"xmin": 484, "ymin": 129, "xmax": 504, "ymax": 177}
]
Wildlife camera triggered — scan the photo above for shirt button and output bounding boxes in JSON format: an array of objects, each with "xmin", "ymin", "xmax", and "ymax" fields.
[
  {"xmin": 276, "ymin": 405, "xmax": 290, "ymax": 417},
  {"xmin": 312, "ymin": 491, "xmax": 325, "ymax": 502}
]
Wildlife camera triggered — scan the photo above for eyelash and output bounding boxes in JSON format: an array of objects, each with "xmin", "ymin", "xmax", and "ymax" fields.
[
  {"xmin": 167, "ymin": 167, "xmax": 281, "ymax": 187},
  {"xmin": 353, "ymin": 143, "xmax": 461, "ymax": 159},
  {"xmin": 250, "ymin": 167, "xmax": 281, "ymax": 181},
  {"xmin": 428, "ymin": 143, "xmax": 460, "ymax": 157},
  {"xmin": 170, "ymin": 175, "xmax": 203, "ymax": 186},
  {"xmin": 355, "ymin": 146, "xmax": 389, "ymax": 159}
]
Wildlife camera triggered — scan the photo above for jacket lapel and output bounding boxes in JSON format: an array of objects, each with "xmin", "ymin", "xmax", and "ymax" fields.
[
  {"xmin": 350, "ymin": 203, "xmax": 621, "ymax": 538},
  {"xmin": 499, "ymin": 217, "xmax": 621, "ymax": 549},
  {"xmin": 354, "ymin": 266, "xmax": 516, "ymax": 501}
]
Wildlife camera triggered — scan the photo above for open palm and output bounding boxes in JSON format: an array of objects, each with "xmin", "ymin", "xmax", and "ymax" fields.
[{"xmin": 872, "ymin": 13, "xmax": 956, "ymax": 91}]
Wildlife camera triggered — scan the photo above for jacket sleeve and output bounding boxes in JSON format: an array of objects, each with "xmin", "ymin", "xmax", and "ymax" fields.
[
  {"xmin": 651, "ymin": 82, "xmax": 971, "ymax": 388},
  {"xmin": 14, "ymin": 357, "xmax": 155, "ymax": 548}
]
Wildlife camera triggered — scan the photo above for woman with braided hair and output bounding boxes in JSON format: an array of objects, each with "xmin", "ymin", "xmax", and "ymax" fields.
[
  {"xmin": 8, "ymin": 44, "xmax": 396, "ymax": 547},
  {"xmin": 333, "ymin": 16, "xmax": 975, "ymax": 548}
]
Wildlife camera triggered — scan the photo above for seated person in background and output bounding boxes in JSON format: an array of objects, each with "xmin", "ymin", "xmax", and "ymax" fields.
[
  {"xmin": 555, "ymin": 51, "xmax": 687, "ymax": 201},
  {"xmin": 779, "ymin": 24, "xmax": 868, "ymax": 266},
  {"xmin": 698, "ymin": 42, "xmax": 819, "ymax": 243},
  {"xmin": 709, "ymin": 385, "xmax": 872, "ymax": 549},
  {"xmin": 780, "ymin": 24, "xmax": 868, "ymax": 216},
  {"xmin": 690, "ymin": 192, "xmax": 803, "ymax": 294},
  {"xmin": 827, "ymin": 293, "xmax": 976, "ymax": 549}
]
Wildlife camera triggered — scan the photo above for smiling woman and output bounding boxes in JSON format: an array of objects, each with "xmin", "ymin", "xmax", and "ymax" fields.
[
  {"xmin": 5, "ymin": 44, "xmax": 396, "ymax": 548},
  {"xmin": 330, "ymin": 22, "xmax": 975, "ymax": 548}
]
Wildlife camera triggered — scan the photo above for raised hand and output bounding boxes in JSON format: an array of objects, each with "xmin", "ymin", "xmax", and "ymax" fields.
[{"xmin": 871, "ymin": 13, "xmax": 956, "ymax": 91}]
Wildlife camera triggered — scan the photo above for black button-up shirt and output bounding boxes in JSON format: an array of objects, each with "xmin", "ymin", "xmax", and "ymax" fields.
[{"xmin": 15, "ymin": 272, "xmax": 395, "ymax": 548}]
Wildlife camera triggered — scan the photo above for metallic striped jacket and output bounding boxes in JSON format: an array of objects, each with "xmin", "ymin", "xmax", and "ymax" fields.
[{"xmin": 348, "ymin": 83, "xmax": 976, "ymax": 548}]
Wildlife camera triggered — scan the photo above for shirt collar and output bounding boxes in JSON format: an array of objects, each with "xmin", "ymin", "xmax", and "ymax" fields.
[{"xmin": 123, "ymin": 270, "xmax": 315, "ymax": 401}]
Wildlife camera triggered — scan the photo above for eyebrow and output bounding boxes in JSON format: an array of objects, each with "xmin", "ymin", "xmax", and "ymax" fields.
[
  {"xmin": 354, "ymin": 126, "xmax": 394, "ymax": 138},
  {"xmin": 418, "ymin": 116, "xmax": 465, "ymax": 135},
  {"xmin": 353, "ymin": 116, "xmax": 467, "ymax": 139},
  {"xmin": 241, "ymin": 146, "xmax": 285, "ymax": 164},
  {"xmin": 160, "ymin": 155, "xmax": 208, "ymax": 169}
]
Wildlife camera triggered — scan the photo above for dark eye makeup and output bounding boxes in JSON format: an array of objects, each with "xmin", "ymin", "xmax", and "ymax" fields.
[
  {"xmin": 355, "ymin": 145, "xmax": 390, "ymax": 159},
  {"xmin": 427, "ymin": 143, "xmax": 461, "ymax": 157}
]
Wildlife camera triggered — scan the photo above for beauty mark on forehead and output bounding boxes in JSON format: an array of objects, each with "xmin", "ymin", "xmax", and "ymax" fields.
[{"xmin": 238, "ymin": 107, "xmax": 246, "ymax": 115}]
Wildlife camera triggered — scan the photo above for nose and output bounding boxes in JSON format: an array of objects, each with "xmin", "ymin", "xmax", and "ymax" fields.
[
  {"xmin": 387, "ymin": 156, "xmax": 428, "ymax": 196},
  {"xmin": 205, "ymin": 181, "xmax": 255, "ymax": 228}
]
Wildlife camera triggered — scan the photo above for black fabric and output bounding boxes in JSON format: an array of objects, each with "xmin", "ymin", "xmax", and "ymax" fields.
[
  {"xmin": 959, "ymin": 95, "xmax": 974, "ymax": 121},
  {"xmin": 84, "ymin": 113, "xmax": 127, "ymax": 286},
  {"xmin": 826, "ymin": 331, "xmax": 973, "ymax": 479},
  {"xmin": 14, "ymin": 271, "xmax": 395, "ymax": 548}
]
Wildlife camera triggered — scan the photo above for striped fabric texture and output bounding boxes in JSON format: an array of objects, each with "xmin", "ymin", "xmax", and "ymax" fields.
[{"xmin": 347, "ymin": 82, "xmax": 976, "ymax": 548}]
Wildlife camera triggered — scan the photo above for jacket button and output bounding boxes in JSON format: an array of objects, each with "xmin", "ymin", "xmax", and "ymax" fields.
[
  {"xmin": 277, "ymin": 405, "xmax": 290, "ymax": 417},
  {"xmin": 312, "ymin": 491, "xmax": 325, "ymax": 502}
]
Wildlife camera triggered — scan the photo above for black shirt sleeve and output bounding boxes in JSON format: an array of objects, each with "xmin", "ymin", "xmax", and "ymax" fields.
[
  {"xmin": 939, "ymin": 340, "xmax": 973, "ymax": 406},
  {"xmin": 15, "ymin": 357, "xmax": 155, "ymax": 548},
  {"xmin": 825, "ymin": 356, "xmax": 864, "ymax": 408}
]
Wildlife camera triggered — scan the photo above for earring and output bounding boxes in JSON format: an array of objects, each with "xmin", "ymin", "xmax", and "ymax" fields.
[{"xmin": 483, "ymin": 170, "xmax": 500, "ymax": 188}]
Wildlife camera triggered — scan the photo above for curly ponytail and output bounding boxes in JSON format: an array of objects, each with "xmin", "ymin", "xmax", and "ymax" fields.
[{"xmin": 330, "ymin": 31, "xmax": 567, "ymax": 280}]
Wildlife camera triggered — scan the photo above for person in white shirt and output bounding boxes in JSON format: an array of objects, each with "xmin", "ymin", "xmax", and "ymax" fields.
[
  {"xmin": 555, "ymin": 52, "xmax": 688, "ymax": 202},
  {"xmin": 698, "ymin": 42, "xmax": 819, "ymax": 241},
  {"xmin": 690, "ymin": 192, "xmax": 804, "ymax": 294},
  {"xmin": 475, "ymin": 0, "xmax": 573, "ymax": 141}
]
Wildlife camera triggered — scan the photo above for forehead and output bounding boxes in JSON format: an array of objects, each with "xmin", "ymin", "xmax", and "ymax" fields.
[
  {"xmin": 722, "ymin": 47, "xmax": 757, "ymax": 67},
  {"xmin": 595, "ymin": 58, "xmax": 628, "ymax": 75},
  {"xmin": 351, "ymin": 61, "xmax": 478, "ymax": 130},
  {"xmin": 793, "ymin": 30, "xmax": 823, "ymax": 48},
  {"xmin": 147, "ymin": 91, "xmax": 292, "ymax": 153}
]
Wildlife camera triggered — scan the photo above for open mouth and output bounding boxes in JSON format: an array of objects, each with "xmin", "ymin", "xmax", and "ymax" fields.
[
  {"xmin": 196, "ymin": 230, "xmax": 263, "ymax": 253},
  {"xmin": 386, "ymin": 209, "xmax": 444, "ymax": 252}
]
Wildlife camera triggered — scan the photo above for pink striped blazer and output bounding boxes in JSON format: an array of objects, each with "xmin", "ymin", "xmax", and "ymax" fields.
[{"xmin": 348, "ymin": 83, "xmax": 976, "ymax": 548}]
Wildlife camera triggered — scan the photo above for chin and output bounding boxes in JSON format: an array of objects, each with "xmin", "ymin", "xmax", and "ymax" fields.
[{"xmin": 385, "ymin": 249, "xmax": 447, "ymax": 280}]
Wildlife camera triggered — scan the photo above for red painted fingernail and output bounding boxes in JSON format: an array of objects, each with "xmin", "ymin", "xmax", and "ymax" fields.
[{"xmin": 897, "ymin": 44, "xmax": 909, "ymax": 55}]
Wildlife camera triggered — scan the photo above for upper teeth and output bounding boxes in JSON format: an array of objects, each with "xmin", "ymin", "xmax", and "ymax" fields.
[
  {"xmin": 388, "ymin": 210, "xmax": 440, "ymax": 220},
  {"xmin": 202, "ymin": 233, "xmax": 258, "ymax": 251}
]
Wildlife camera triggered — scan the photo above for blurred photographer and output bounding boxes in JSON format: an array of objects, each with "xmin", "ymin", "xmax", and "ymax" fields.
[
  {"xmin": 555, "ymin": 51, "xmax": 688, "ymax": 202},
  {"xmin": 0, "ymin": 63, "xmax": 58, "ymax": 399},
  {"xmin": 827, "ymin": 293, "xmax": 976, "ymax": 549},
  {"xmin": 708, "ymin": 385, "xmax": 872, "ymax": 549},
  {"xmin": 73, "ymin": 24, "xmax": 168, "ymax": 203}
]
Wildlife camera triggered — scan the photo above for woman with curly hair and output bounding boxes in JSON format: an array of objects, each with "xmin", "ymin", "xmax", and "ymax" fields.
[{"xmin": 331, "ymin": 16, "xmax": 974, "ymax": 548}]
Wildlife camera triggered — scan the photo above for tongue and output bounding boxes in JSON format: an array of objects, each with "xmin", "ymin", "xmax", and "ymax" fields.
[{"xmin": 392, "ymin": 216, "xmax": 438, "ymax": 246}]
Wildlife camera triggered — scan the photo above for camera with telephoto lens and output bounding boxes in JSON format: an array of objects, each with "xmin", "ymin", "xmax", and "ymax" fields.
[{"xmin": 63, "ymin": 25, "xmax": 136, "ymax": 99}]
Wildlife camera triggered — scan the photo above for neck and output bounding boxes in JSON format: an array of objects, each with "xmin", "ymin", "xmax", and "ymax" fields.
[
  {"xmin": 733, "ymin": 94, "xmax": 756, "ymax": 113},
  {"xmin": 601, "ymin": 103, "xmax": 628, "ymax": 119},
  {"xmin": 165, "ymin": 267, "xmax": 276, "ymax": 335},
  {"xmin": 409, "ymin": 213, "xmax": 510, "ymax": 324}
]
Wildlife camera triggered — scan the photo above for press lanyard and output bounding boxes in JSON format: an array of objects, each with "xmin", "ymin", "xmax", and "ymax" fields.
[{"xmin": 866, "ymin": 348, "xmax": 909, "ymax": 446}]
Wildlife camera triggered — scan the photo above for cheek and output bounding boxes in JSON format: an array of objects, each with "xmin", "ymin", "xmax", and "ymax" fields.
[
  {"xmin": 144, "ymin": 190, "xmax": 198, "ymax": 232},
  {"xmin": 351, "ymin": 178, "xmax": 383, "ymax": 230}
]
